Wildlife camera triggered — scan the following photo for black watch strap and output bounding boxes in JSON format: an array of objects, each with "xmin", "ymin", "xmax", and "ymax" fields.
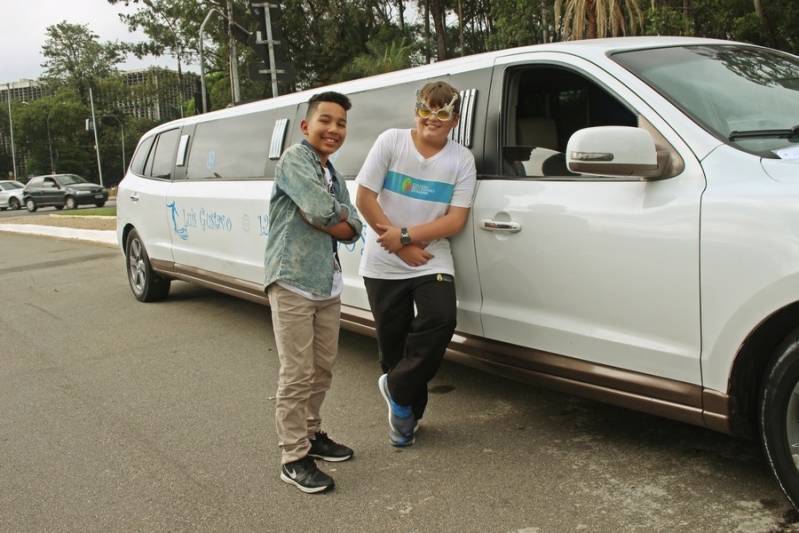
[{"xmin": 400, "ymin": 227, "xmax": 411, "ymax": 245}]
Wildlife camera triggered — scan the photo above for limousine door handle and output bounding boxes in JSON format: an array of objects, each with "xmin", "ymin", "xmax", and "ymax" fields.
[
  {"xmin": 129, "ymin": 193, "xmax": 140, "ymax": 202},
  {"xmin": 480, "ymin": 219, "xmax": 521, "ymax": 233}
]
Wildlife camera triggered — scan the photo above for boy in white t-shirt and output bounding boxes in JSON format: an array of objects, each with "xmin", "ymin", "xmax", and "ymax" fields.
[{"xmin": 355, "ymin": 81, "xmax": 477, "ymax": 447}]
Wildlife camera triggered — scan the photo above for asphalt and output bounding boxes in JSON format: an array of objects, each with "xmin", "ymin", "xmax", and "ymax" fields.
[{"xmin": 2, "ymin": 232, "xmax": 799, "ymax": 532}]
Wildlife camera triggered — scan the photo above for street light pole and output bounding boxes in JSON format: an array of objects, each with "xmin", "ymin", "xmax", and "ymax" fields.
[
  {"xmin": 89, "ymin": 86, "xmax": 103, "ymax": 187},
  {"xmin": 199, "ymin": 8, "xmax": 223, "ymax": 114},
  {"xmin": 45, "ymin": 111, "xmax": 55, "ymax": 175},
  {"xmin": 5, "ymin": 84, "xmax": 17, "ymax": 180},
  {"xmin": 227, "ymin": 0, "xmax": 241, "ymax": 105}
]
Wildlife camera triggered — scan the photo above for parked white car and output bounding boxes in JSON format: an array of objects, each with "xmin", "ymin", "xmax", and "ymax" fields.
[
  {"xmin": 0, "ymin": 180, "xmax": 24, "ymax": 210},
  {"xmin": 117, "ymin": 37, "xmax": 799, "ymax": 507}
]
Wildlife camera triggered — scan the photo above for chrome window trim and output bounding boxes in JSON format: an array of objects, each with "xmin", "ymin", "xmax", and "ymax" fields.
[
  {"xmin": 176, "ymin": 134, "xmax": 190, "ymax": 167},
  {"xmin": 269, "ymin": 118, "xmax": 289, "ymax": 160},
  {"xmin": 449, "ymin": 88, "xmax": 477, "ymax": 148}
]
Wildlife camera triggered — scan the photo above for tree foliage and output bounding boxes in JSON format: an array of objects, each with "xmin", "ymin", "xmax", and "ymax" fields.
[{"xmin": 41, "ymin": 21, "xmax": 127, "ymax": 104}]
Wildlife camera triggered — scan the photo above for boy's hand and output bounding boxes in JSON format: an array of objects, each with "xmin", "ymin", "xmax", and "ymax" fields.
[
  {"xmin": 375, "ymin": 224, "xmax": 403, "ymax": 253},
  {"xmin": 396, "ymin": 243, "xmax": 433, "ymax": 267}
]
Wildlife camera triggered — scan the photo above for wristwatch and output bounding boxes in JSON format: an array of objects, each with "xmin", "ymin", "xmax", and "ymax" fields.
[{"xmin": 400, "ymin": 227, "xmax": 412, "ymax": 246}]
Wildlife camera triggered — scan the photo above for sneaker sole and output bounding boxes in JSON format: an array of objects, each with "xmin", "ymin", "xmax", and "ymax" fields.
[
  {"xmin": 308, "ymin": 452, "xmax": 353, "ymax": 462},
  {"xmin": 389, "ymin": 435, "xmax": 415, "ymax": 448},
  {"xmin": 280, "ymin": 472, "xmax": 334, "ymax": 494},
  {"xmin": 378, "ymin": 374, "xmax": 398, "ymax": 433}
]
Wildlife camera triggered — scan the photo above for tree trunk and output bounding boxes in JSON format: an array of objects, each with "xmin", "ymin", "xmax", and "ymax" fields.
[
  {"xmin": 431, "ymin": 0, "xmax": 447, "ymax": 60},
  {"xmin": 683, "ymin": 0, "xmax": 691, "ymax": 34},
  {"xmin": 587, "ymin": 0, "xmax": 597, "ymax": 38},
  {"xmin": 424, "ymin": 0, "xmax": 432, "ymax": 63},
  {"xmin": 458, "ymin": 0, "xmax": 465, "ymax": 55},
  {"xmin": 541, "ymin": 0, "xmax": 549, "ymax": 42},
  {"xmin": 397, "ymin": 0, "xmax": 405, "ymax": 32},
  {"xmin": 753, "ymin": 0, "xmax": 778, "ymax": 47}
]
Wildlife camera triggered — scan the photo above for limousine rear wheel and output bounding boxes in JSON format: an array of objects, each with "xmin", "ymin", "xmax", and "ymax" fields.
[
  {"xmin": 125, "ymin": 229, "xmax": 170, "ymax": 302},
  {"xmin": 760, "ymin": 330, "xmax": 799, "ymax": 509}
]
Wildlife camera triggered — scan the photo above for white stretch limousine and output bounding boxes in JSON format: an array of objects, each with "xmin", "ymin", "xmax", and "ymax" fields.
[{"xmin": 118, "ymin": 37, "xmax": 799, "ymax": 506}]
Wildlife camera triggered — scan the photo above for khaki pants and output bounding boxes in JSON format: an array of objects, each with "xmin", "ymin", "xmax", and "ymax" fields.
[{"xmin": 268, "ymin": 284, "xmax": 341, "ymax": 464}]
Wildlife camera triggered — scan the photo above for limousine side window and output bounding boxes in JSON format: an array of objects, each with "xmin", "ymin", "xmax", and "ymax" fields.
[
  {"xmin": 501, "ymin": 67, "xmax": 637, "ymax": 178},
  {"xmin": 186, "ymin": 112, "xmax": 271, "ymax": 179},
  {"xmin": 129, "ymin": 135, "xmax": 155, "ymax": 177},
  {"xmin": 146, "ymin": 128, "xmax": 181, "ymax": 179}
]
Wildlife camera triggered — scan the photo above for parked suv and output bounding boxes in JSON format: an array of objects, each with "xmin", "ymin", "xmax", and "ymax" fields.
[
  {"xmin": 23, "ymin": 174, "xmax": 107, "ymax": 212},
  {"xmin": 0, "ymin": 180, "xmax": 24, "ymax": 210},
  {"xmin": 117, "ymin": 38, "xmax": 799, "ymax": 508}
]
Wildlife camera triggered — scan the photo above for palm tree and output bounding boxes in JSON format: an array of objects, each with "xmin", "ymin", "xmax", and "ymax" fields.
[{"xmin": 555, "ymin": 0, "xmax": 645, "ymax": 40}]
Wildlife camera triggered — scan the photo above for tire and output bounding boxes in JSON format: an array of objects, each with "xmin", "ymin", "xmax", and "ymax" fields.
[
  {"xmin": 8, "ymin": 197, "xmax": 20, "ymax": 210},
  {"xmin": 760, "ymin": 330, "xmax": 799, "ymax": 509},
  {"xmin": 65, "ymin": 196, "xmax": 76, "ymax": 210},
  {"xmin": 25, "ymin": 199, "xmax": 37, "ymax": 212},
  {"xmin": 95, "ymin": 201, "xmax": 106, "ymax": 208},
  {"xmin": 125, "ymin": 229, "xmax": 170, "ymax": 302},
  {"xmin": 54, "ymin": 205, "xmax": 63, "ymax": 210}
]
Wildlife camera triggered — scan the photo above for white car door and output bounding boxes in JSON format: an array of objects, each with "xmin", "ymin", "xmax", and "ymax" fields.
[
  {"xmin": 166, "ymin": 108, "xmax": 294, "ymax": 285},
  {"xmin": 473, "ymin": 52, "xmax": 705, "ymax": 384},
  {"xmin": 119, "ymin": 130, "xmax": 179, "ymax": 262}
]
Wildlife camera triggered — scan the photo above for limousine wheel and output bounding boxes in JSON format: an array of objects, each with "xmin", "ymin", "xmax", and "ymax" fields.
[
  {"xmin": 25, "ymin": 199, "xmax": 37, "ymax": 212},
  {"xmin": 125, "ymin": 229, "xmax": 170, "ymax": 302},
  {"xmin": 760, "ymin": 330, "xmax": 799, "ymax": 509}
]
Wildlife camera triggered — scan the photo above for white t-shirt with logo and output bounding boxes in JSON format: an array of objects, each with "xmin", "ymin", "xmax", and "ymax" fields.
[
  {"xmin": 277, "ymin": 166, "xmax": 343, "ymax": 300},
  {"xmin": 356, "ymin": 128, "xmax": 477, "ymax": 280}
]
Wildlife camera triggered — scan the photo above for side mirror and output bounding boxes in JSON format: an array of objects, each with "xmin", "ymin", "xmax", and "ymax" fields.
[{"xmin": 566, "ymin": 126, "xmax": 661, "ymax": 179}]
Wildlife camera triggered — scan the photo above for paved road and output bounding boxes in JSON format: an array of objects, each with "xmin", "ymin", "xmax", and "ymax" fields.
[
  {"xmin": 2, "ymin": 233, "xmax": 799, "ymax": 532},
  {"xmin": 0, "ymin": 200, "xmax": 116, "ymax": 219}
]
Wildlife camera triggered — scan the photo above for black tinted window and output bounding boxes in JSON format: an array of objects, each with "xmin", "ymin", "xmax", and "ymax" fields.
[
  {"xmin": 186, "ymin": 112, "xmax": 270, "ymax": 179},
  {"xmin": 149, "ymin": 129, "xmax": 180, "ymax": 178},
  {"xmin": 130, "ymin": 136, "xmax": 155, "ymax": 176}
]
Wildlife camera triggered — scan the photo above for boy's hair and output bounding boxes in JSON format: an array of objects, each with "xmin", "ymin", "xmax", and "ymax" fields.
[
  {"xmin": 306, "ymin": 91, "xmax": 351, "ymax": 119},
  {"xmin": 417, "ymin": 81, "xmax": 461, "ymax": 115}
]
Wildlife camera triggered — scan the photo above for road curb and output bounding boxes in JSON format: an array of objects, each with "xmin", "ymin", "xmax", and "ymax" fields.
[{"xmin": 0, "ymin": 224, "xmax": 117, "ymax": 247}]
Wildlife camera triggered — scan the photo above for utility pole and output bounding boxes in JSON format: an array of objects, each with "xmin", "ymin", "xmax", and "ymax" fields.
[
  {"xmin": 5, "ymin": 84, "xmax": 17, "ymax": 180},
  {"xmin": 89, "ymin": 87, "xmax": 103, "ymax": 187},
  {"xmin": 252, "ymin": 2, "xmax": 283, "ymax": 97},
  {"xmin": 227, "ymin": 0, "xmax": 241, "ymax": 104}
]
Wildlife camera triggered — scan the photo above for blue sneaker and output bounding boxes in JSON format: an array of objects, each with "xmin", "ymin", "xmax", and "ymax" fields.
[{"xmin": 377, "ymin": 374, "xmax": 415, "ymax": 447}]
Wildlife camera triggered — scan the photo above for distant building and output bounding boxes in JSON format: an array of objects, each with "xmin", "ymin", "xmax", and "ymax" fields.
[{"xmin": 1, "ymin": 68, "xmax": 197, "ymax": 177}]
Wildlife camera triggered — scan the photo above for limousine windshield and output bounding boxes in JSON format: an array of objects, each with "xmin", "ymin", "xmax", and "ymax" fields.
[{"xmin": 612, "ymin": 45, "xmax": 799, "ymax": 157}]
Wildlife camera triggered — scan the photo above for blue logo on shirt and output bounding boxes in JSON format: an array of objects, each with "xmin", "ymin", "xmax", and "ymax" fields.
[{"xmin": 383, "ymin": 171, "xmax": 454, "ymax": 204}]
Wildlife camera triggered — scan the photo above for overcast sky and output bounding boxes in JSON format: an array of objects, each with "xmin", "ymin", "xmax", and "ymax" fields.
[{"xmin": 0, "ymin": 0, "xmax": 188, "ymax": 84}]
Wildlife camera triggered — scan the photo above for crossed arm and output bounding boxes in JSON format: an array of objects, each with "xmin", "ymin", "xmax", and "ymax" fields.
[{"xmin": 356, "ymin": 186, "xmax": 470, "ymax": 266}]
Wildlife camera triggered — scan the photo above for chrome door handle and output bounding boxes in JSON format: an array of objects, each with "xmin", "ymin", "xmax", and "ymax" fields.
[
  {"xmin": 129, "ymin": 194, "xmax": 139, "ymax": 202},
  {"xmin": 480, "ymin": 219, "xmax": 521, "ymax": 232}
]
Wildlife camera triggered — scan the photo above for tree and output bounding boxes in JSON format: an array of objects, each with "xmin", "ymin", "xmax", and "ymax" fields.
[
  {"xmin": 555, "ymin": 0, "xmax": 645, "ymax": 39},
  {"xmin": 107, "ymin": 0, "xmax": 205, "ymax": 81},
  {"xmin": 40, "ymin": 21, "xmax": 126, "ymax": 104}
]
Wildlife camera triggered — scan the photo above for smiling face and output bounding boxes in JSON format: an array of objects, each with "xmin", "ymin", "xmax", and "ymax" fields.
[
  {"xmin": 414, "ymin": 98, "xmax": 459, "ymax": 147},
  {"xmin": 300, "ymin": 101, "xmax": 348, "ymax": 163}
]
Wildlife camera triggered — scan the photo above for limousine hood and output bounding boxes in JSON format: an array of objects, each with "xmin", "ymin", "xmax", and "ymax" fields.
[{"xmin": 762, "ymin": 157, "xmax": 799, "ymax": 182}]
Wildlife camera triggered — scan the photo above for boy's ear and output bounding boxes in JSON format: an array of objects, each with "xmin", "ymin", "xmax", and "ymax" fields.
[{"xmin": 300, "ymin": 119, "xmax": 309, "ymax": 137}]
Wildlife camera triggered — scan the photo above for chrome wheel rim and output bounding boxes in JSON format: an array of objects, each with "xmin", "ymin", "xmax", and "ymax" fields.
[
  {"xmin": 66, "ymin": 198, "xmax": 75, "ymax": 209},
  {"xmin": 786, "ymin": 383, "xmax": 799, "ymax": 469},
  {"xmin": 128, "ymin": 238, "xmax": 147, "ymax": 295},
  {"xmin": 26, "ymin": 200, "xmax": 34, "ymax": 210}
]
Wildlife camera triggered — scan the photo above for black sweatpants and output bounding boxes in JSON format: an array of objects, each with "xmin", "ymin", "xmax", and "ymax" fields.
[{"xmin": 364, "ymin": 273, "xmax": 457, "ymax": 420}]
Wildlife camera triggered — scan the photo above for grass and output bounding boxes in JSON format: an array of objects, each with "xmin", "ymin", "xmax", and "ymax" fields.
[{"xmin": 55, "ymin": 206, "xmax": 117, "ymax": 217}]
